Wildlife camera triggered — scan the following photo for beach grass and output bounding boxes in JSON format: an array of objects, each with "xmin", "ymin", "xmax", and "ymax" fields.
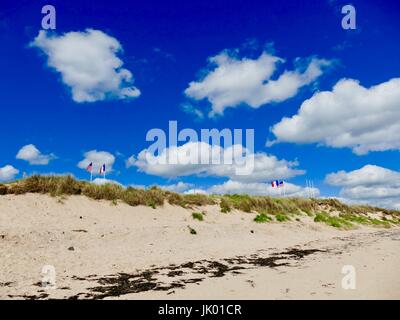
[
  {"xmin": 1, "ymin": 175, "xmax": 399, "ymax": 229},
  {"xmin": 314, "ymin": 212, "xmax": 353, "ymax": 229}
]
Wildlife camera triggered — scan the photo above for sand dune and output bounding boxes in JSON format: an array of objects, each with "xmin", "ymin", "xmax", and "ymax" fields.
[{"xmin": 0, "ymin": 193, "xmax": 399, "ymax": 299}]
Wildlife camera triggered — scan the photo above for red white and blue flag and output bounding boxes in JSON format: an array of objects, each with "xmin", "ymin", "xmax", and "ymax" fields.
[
  {"xmin": 99, "ymin": 164, "xmax": 106, "ymax": 175},
  {"xmin": 271, "ymin": 180, "xmax": 284, "ymax": 188},
  {"xmin": 86, "ymin": 162, "xmax": 93, "ymax": 172}
]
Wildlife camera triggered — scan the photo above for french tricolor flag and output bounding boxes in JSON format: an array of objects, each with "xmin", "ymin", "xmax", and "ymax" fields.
[
  {"xmin": 99, "ymin": 164, "xmax": 106, "ymax": 175},
  {"xmin": 271, "ymin": 180, "xmax": 279, "ymax": 188}
]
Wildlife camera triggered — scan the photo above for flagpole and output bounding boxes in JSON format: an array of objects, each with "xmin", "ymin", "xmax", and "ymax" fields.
[{"xmin": 311, "ymin": 181, "xmax": 315, "ymax": 198}]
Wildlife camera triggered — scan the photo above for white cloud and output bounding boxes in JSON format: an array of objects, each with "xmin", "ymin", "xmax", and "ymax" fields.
[
  {"xmin": 207, "ymin": 180, "xmax": 319, "ymax": 197},
  {"xmin": 92, "ymin": 178, "xmax": 122, "ymax": 186},
  {"xmin": 159, "ymin": 181, "xmax": 194, "ymax": 193},
  {"xmin": 180, "ymin": 103, "xmax": 205, "ymax": 119},
  {"xmin": 184, "ymin": 189, "xmax": 208, "ymax": 195},
  {"xmin": 125, "ymin": 155, "xmax": 136, "ymax": 168},
  {"xmin": 184, "ymin": 50, "xmax": 331, "ymax": 116},
  {"xmin": 0, "ymin": 165, "xmax": 19, "ymax": 182},
  {"xmin": 16, "ymin": 144, "xmax": 55, "ymax": 165},
  {"xmin": 325, "ymin": 165, "xmax": 400, "ymax": 209},
  {"xmin": 325, "ymin": 165, "xmax": 400, "ymax": 187},
  {"xmin": 269, "ymin": 78, "xmax": 400, "ymax": 155},
  {"xmin": 31, "ymin": 29, "xmax": 140, "ymax": 103},
  {"xmin": 78, "ymin": 150, "xmax": 115, "ymax": 174},
  {"xmin": 129, "ymin": 141, "xmax": 304, "ymax": 182}
]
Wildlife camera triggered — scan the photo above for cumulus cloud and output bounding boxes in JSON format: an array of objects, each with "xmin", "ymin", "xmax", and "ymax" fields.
[
  {"xmin": 184, "ymin": 50, "xmax": 331, "ymax": 116},
  {"xmin": 325, "ymin": 165, "xmax": 400, "ymax": 209},
  {"xmin": 78, "ymin": 150, "xmax": 115, "ymax": 174},
  {"xmin": 269, "ymin": 78, "xmax": 400, "ymax": 155},
  {"xmin": 16, "ymin": 144, "xmax": 55, "ymax": 165},
  {"xmin": 207, "ymin": 180, "xmax": 319, "ymax": 197},
  {"xmin": 184, "ymin": 189, "xmax": 208, "ymax": 195},
  {"xmin": 159, "ymin": 182, "xmax": 194, "ymax": 193},
  {"xmin": 0, "ymin": 165, "xmax": 19, "ymax": 182},
  {"xmin": 325, "ymin": 165, "xmax": 400, "ymax": 187},
  {"xmin": 31, "ymin": 29, "xmax": 140, "ymax": 103},
  {"xmin": 128, "ymin": 141, "xmax": 304, "ymax": 182},
  {"xmin": 92, "ymin": 178, "xmax": 122, "ymax": 186}
]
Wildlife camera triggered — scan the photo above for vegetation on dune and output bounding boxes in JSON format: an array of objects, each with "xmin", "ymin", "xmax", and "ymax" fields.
[
  {"xmin": 219, "ymin": 194, "xmax": 316, "ymax": 215},
  {"xmin": 192, "ymin": 212, "xmax": 204, "ymax": 221},
  {"xmin": 314, "ymin": 212, "xmax": 353, "ymax": 229},
  {"xmin": 219, "ymin": 197, "xmax": 231, "ymax": 213},
  {"xmin": 166, "ymin": 192, "xmax": 215, "ymax": 208},
  {"xmin": 253, "ymin": 213, "xmax": 272, "ymax": 223},
  {"xmin": 275, "ymin": 213, "xmax": 291, "ymax": 222},
  {"xmin": 2, "ymin": 175, "xmax": 214, "ymax": 209},
  {"xmin": 1, "ymin": 175, "xmax": 399, "ymax": 229}
]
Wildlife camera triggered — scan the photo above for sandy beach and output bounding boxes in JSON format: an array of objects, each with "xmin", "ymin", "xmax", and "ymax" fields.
[{"xmin": 0, "ymin": 193, "xmax": 399, "ymax": 300}]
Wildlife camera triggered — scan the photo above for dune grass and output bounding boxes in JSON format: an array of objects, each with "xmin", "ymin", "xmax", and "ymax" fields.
[
  {"xmin": 2, "ymin": 175, "xmax": 212, "ymax": 209},
  {"xmin": 1, "ymin": 175, "xmax": 399, "ymax": 229},
  {"xmin": 314, "ymin": 212, "xmax": 353, "ymax": 229}
]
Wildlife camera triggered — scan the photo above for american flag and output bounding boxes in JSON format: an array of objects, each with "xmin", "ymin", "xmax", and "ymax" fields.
[
  {"xmin": 86, "ymin": 162, "xmax": 93, "ymax": 172},
  {"xmin": 99, "ymin": 164, "xmax": 106, "ymax": 174}
]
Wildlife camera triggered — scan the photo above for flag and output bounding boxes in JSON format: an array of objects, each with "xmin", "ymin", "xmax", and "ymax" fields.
[
  {"xmin": 271, "ymin": 180, "xmax": 284, "ymax": 188},
  {"xmin": 86, "ymin": 162, "xmax": 93, "ymax": 172},
  {"xmin": 99, "ymin": 164, "xmax": 106, "ymax": 175}
]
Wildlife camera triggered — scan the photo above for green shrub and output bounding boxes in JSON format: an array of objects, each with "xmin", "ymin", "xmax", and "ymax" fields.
[
  {"xmin": 254, "ymin": 213, "xmax": 272, "ymax": 223},
  {"xmin": 192, "ymin": 212, "xmax": 204, "ymax": 221},
  {"xmin": 275, "ymin": 213, "xmax": 290, "ymax": 222}
]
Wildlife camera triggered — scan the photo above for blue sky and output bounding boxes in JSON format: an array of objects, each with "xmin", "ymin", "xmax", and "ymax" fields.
[{"xmin": 1, "ymin": 0, "xmax": 400, "ymax": 208}]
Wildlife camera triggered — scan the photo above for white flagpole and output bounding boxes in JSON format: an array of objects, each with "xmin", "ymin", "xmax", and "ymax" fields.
[
  {"xmin": 311, "ymin": 180, "xmax": 313, "ymax": 198},
  {"xmin": 306, "ymin": 179, "xmax": 309, "ymax": 195}
]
